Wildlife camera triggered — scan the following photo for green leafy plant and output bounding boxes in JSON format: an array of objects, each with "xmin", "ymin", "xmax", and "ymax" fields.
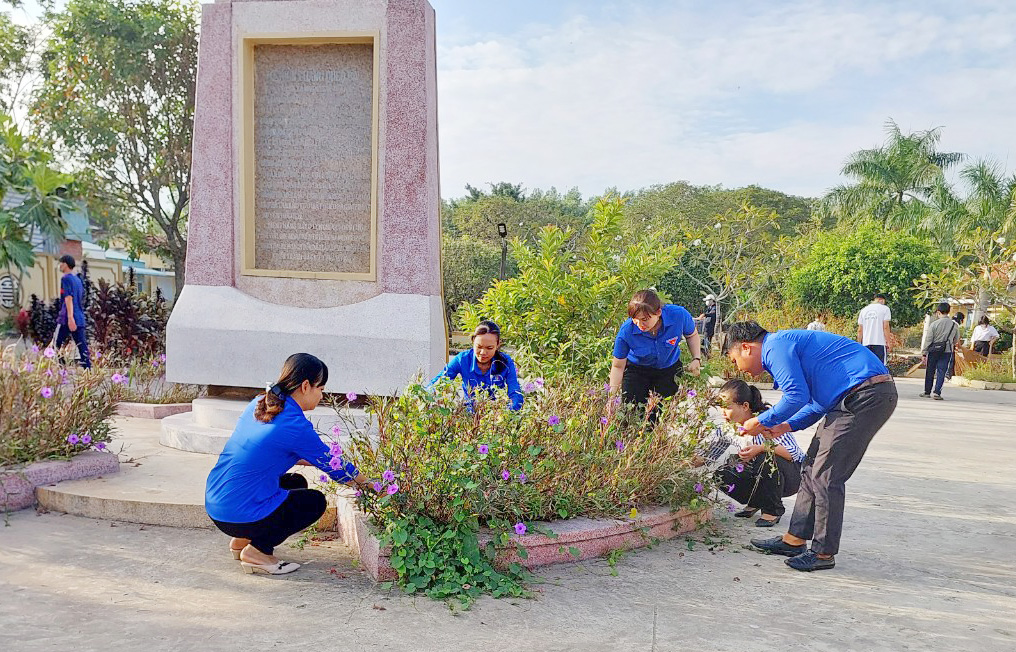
[
  {"xmin": 338, "ymin": 376, "xmax": 718, "ymax": 605},
  {"xmin": 88, "ymin": 268, "xmax": 168, "ymax": 362},
  {"xmin": 963, "ymin": 359, "xmax": 1016, "ymax": 384},
  {"xmin": 0, "ymin": 344, "xmax": 125, "ymax": 467},
  {"xmin": 107, "ymin": 353, "xmax": 201, "ymax": 404},
  {"xmin": 455, "ymin": 196, "xmax": 682, "ymax": 381}
]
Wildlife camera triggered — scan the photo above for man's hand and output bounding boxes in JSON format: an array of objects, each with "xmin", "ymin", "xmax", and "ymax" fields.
[
  {"xmin": 767, "ymin": 422, "xmax": 792, "ymax": 437},
  {"xmin": 687, "ymin": 359, "xmax": 701, "ymax": 377},
  {"xmin": 740, "ymin": 417, "xmax": 765, "ymax": 437},
  {"xmin": 738, "ymin": 444, "xmax": 764, "ymax": 461},
  {"xmin": 68, "ymin": 316, "xmax": 77, "ymax": 332}
]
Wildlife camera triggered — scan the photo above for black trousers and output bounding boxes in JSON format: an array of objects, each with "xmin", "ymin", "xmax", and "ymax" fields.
[
  {"xmin": 924, "ymin": 350, "xmax": 951, "ymax": 395},
  {"xmin": 865, "ymin": 344, "xmax": 886, "ymax": 364},
  {"xmin": 716, "ymin": 455, "xmax": 801, "ymax": 517},
  {"xmin": 54, "ymin": 323, "xmax": 92, "ymax": 369},
  {"xmin": 210, "ymin": 473, "xmax": 326, "ymax": 555},
  {"xmin": 973, "ymin": 341, "xmax": 990, "ymax": 356},
  {"xmin": 621, "ymin": 360, "xmax": 683, "ymax": 405},
  {"xmin": 788, "ymin": 381, "xmax": 897, "ymax": 555}
]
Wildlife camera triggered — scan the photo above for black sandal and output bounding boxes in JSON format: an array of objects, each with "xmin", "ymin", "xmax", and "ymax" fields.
[
  {"xmin": 734, "ymin": 507, "xmax": 759, "ymax": 518},
  {"xmin": 755, "ymin": 515, "xmax": 781, "ymax": 527}
]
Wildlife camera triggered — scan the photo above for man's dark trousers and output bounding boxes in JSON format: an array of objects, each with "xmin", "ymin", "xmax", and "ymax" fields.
[
  {"xmin": 55, "ymin": 323, "xmax": 92, "ymax": 369},
  {"xmin": 865, "ymin": 344, "xmax": 886, "ymax": 363},
  {"xmin": 924, "ymin": 351, "xmax": 950, "ymax": 395},
  {"xmin": 787, "ymin": 381, "xmax": 897, "ymax": 555}
]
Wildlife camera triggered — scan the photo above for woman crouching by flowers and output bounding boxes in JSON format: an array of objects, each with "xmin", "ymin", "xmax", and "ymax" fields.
[
  {"xmin": 205, "ymin": 353, "xmax": 369, "ymax": 575},
  {"xmin": 428, "ymin": 320, "xmax": 524, "ymax": 411},
  {"xmin": 700, "ymin": 379, "xmax": 805, "ymax": 528}
]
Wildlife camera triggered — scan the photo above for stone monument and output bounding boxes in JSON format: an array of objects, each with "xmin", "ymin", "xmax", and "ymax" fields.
[{"xmin": 166, "ymin": 0, "xmax": 445, "ymax": 397}]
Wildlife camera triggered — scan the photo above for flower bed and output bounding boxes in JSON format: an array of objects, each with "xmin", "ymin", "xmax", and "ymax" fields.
[
  {"xmin": 332, "ymin": 378, "xmax": 718, "ymax": 605},
  {"xmin": 1, "ymin": 450, "xmax": 119, "ymax": 512}
]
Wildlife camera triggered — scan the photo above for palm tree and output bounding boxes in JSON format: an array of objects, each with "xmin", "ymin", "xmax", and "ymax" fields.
[{"xmin": 824, "ymin": 119, "xmax": 965, "ymax": 228}]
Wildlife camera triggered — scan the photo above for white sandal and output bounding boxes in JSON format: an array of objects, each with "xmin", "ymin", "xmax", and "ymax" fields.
[
  {"xmin": 240, "ymin": 560, "xmax": 301, "ymax": 575},
  {"xmin": 230, "ymin": 548, "xmax": 243, "ymax": 560}
]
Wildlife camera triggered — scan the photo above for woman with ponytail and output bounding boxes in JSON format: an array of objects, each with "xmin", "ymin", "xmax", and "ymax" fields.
[
  {"xmin": 205, "ymin": 353, "xmax": 369, "ymax": 575},
  {"xmin": 703, "ymin": 379, "xmax": 805, "ymax": 527}
]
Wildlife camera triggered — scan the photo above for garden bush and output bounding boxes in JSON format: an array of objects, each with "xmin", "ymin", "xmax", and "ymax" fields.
[
  {"xmin": 88, "ymin": 268, "xmax": 168, "ymax": 361},
  {"xmin": 885, "ymin": 354, "xmax": 921, "ymax": 377},
  {"xmin": 109, "ymin": 353, "xmax": 201, "ymax": 404},
  {"xmin": 963, "ymin": 359, "xmax": 1016, "ymax": 384},
  {"xmin": 336, "ymin": 377, "xmax": 718, "ymax": 605},
  {"xmin": 0, "ymin": 344, "xmax": 126, "ymax": 467},
  {"xmin": 455, "ymin": 196, "xmax": 681, "ymax": 381}
]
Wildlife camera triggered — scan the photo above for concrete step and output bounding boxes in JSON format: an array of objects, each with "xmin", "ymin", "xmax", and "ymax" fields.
[
  {"xmin": 161, "ymin": 397, "xmax": 371, "ymax": 454},
  {"xmin": 37, "ymin": 416, "xmax": 338, "ymax": 530}
]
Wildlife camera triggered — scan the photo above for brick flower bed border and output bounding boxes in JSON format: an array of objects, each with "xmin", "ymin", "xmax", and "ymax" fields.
[
  {"xmin": 1, "ymin": 451, "xmax": 120, "ymax": 512},
  {"xmin": 332, "ymin": 490, "xmax": 711, "ymax": 582},
  {"xmin": 116, "ymin": 402, "xmax": 193, "ymax": 419}
]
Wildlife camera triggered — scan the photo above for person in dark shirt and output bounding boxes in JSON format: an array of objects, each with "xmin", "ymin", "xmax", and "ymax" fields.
[
  {"xmin": 54, "ymin": 255, "xmax": 91, "ymax": 369},
  {"xmin": 698, "ymin": 295, "xmax": 718, "ymax": 356}
]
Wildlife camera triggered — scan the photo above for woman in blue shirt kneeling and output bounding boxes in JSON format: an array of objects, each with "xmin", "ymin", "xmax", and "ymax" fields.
[
  {"xmin": 205, "ymin": 353, "xmax": 368, "ymax": 575},
  {"xmin": 430, "ymin": 320, "xmax": 524, "ymax": 411},
  {"xmin": 608, "ymin": 289, "xmax": 702, "ymax": 412}
]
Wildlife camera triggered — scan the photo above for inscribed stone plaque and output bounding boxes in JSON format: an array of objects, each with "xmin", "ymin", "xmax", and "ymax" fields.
[{"xmin": 253, "ymin": 43, "xmax": 374, "ymax": 275}]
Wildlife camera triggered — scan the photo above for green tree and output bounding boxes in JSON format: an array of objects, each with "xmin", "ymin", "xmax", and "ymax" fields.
[
  {"xmin": 0, "ymin": 10, "xmax": 35, "ymax": 116},
  {"xmin": 788, "ymin": 223, "xmax": 942, "ymax": 327},
  {"xmin": 441, "ymin": 235, "xmax": 517, "ymax": 320},
  {"xmin": 456, "ymin": 196, "xmax": 681, "ymax": 380},
  {"xmin": 34, "ymin": 0, "xmax": 198, "ymax": 293},
  {"xmin": 822, "ymin": 119, "xmax": 964, "ymax": 231}
]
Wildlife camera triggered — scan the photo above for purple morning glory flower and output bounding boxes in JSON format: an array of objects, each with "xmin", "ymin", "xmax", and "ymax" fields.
[
  {"xmin": 159, "ymin": 354, "xmax": 167, "ymax": 363},
  {"xmin": 43, "ymin": 347, "xmax": 55, "ymax": 359},
  {"xmin": 603, "ymin": 382, "xmax": 611, "ymax": 392},
  {"xmin": 382, "ymin": 469, "xmax": 395, "ymax": 483},
  {"xmin": 615, "ymin": 440, "xmax": 624, "ymax": 451},
  {"xmin": 514, "ymin": 522, "xmax": 527, "ymax": 536},
  {"xmin": 523, "ymin": 381, "xmax": 536, "ymax": 393},
  {"xmin": 81, "ymin": 434, "xmax": 92, "ymax": 445},
  {"xmin": 726, "ymin": 484, "xmax": 735, "ymax": 492},
  {"xmin": 600, "ymin": 416, "xmax": 609, "ymax": 425},
  {"xmin": 152, "ymin": 359, "xmax": 160, "ymax": 367},
  {"xmin": 727, "ymin": 504, "xmax": 737, "ymax": 513},
  {"xmin": 354, "ymin": 489, "xmax": 362, "ymax": 497},
  {"xmin": 329, "ymin": 457, "xmax": 343, "ymax": 470},
  {"xmin": 319, "ymin": 474, "xmax": 328, "ymax": 482},
  {"xmin": 111, "ymin": 373, "xmax": 123, "ymax": 384},
  {"xmin": 501, "ymin": 469, "xmax": 511, "ymax": 481},
  {"xmin": 31, "ymin": 345, "xmax": 39, "ymax": 354},
  {"xmin": 40, "ymin": 386, "xmax": 53, "ymax": 398},
  {"xmin": 67, "ymin": 434, "xmax": 80, "ymax": 445},
  {"xmin": 331, "ymin": 424, "xmax": 342, "ymax": 436},
  {"xmin": 694, "ymin": 483, "xmax": 704, "ymax": 493},
  {"xmin": 478, "ymin": 444, "xmax": 489, "ymax": 455},
  {"xmin": 534, "ymin": 378, "xmax": 544, "ymax": 388},
  {"xmin": 387, "ymin": 483, "xmax": 399, "ymax": 495},
  {"xmin": 329, "ymin": 443, "xmax": 343, "ymax": 456},
  {"xmin": 346, "ymin": 391, "xmax": 358, "ymax": 402},
  {"xmin": 44, "ymin": 370, "xmax": 52, "ymax": 377},
  {"xmin": 735, "ymin": 463, "xmax": 744, "ymax": 473},
  {"xmin": 23, "ymin": 362, "xmax": 34, "ymax": 372},
  {"xmin": 518, "ymin": 472, "xmax": 527, "ymax": 483},
  {"xmin": 547, "ymin": 415, "xmax": 560, "ymax": 426},
  {"xmin": 372, "ymin": 482, "xmax": 382, "ymax": 492},
  {"xmin": 94, "ymin": 442, "xmax": 106, "ymax": 451},
  {"xmin": 687, "ymin": 389, "xmax": 697, "ymax": 398}
]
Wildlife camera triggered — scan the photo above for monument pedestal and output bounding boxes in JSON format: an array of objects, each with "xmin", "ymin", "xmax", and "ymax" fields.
[{"xmin": 168, "ymin": 0, "xmax": 445, "ymax": 394}]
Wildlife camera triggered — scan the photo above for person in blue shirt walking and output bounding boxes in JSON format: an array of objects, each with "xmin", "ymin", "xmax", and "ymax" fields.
[
  {"xmin": 608, "ymin": 289, "xmax": 702, "ymax": 414},
  {"xmin": 205, "ymin": 353, "xmax": 369, "ymax": 575},
  {"xmin": 430, "ymin": 320, "xmax": 524, "ymax": 411},
  {"xmin": 723, "ymin": 322, "xmax": 897, "ymax": 572},
  {"xmin": 53, "ymin": 255, "xmax": 91, "ymax": 369}
]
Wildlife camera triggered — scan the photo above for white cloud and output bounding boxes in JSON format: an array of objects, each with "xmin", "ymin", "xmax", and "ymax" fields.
[{"xmin": 435, "ymin": 0, "xmax": 1016, "ymax": 199}]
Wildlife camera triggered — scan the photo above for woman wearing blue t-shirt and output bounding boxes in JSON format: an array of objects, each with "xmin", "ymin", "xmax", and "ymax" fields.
[
  {"xmin": 429, "ymin": 320, "xmax": 524, "ymax": 411},
  {"xmin": 205, "ymin": 353, "xmax": 368, "ymax": 575},
  {"xmin": 608, "ymin": 289, "xmax": 702, "ymax": 409}
]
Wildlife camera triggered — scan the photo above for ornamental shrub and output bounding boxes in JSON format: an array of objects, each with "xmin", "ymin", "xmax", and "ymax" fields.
[
  {"xmin": 88, "ymin": 268, "xmax": 168, "ymax": 361},
  {"xmin": 0, "ymin": 345, "xmax": 126, "ymax": 466},
  {"xmin": 455, "ymin": 196, "xmax": 682, "ymax": 381},
  {"xmin": 337, "ymin": 377, "xmax": 717, "ymax": 605},
  {"xmin": 103, "ymin": 353, "xmax": 201, "ymax": 404}
]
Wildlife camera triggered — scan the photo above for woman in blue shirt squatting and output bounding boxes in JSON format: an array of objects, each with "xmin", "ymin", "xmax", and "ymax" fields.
[
  {"xmin": 429, "ymin": 320, "xmax": 524, "ymax": 411},
  {"xmin": 205, "ymin": 353, "xmax": 369, "ymax": 576},
  {"xmin": 701, "ymin": 379, "xmax": 805, "ymax": 527},
  {"xmin": 608, "ymin": 289, "xmax": 702, "ymax": 417}
]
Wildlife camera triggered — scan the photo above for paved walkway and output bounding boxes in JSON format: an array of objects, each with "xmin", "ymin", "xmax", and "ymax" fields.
[{"xmin": 2, "ymin": 378, "xmax": 1015, "ymax": 651}]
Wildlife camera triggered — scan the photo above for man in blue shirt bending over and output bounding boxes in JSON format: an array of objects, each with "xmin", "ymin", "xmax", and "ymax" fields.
[{"xmin": 725, "ymin": 321, "xmax": 897, "ymax": 572}]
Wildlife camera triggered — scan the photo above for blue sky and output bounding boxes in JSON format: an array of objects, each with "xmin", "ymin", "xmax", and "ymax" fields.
[
  {"xmin": 431, "ymin": 0, "xmax": 1016, "ymax": 199},
  {"xmin": 12, "ymin": 0, "xmax": 1016, "ymax": 200}
]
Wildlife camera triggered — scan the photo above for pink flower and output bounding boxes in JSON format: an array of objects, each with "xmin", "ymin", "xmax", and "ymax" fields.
[
  {"xmin": 40, "ymin": 386, "xmax": 53, "ymax": 398},
  {"xmin": 31, "ymin": 345, "xmax": 39, "ymax": 354},
  {"xmin": 330, "ymin": 424, "xmax": 342, "ymax": 436},
  {"xmin": 603, "ymin": 383, "xmax": 611, "ymax": 392},
  {"xmin": 518, "ymin": 472, "xmax": 527, "ymax": 483},
  {"xmin": 501, "ymin": 470, "xmax": 511, "ymax": 481},
  {"xmin": 727, "ymin": 504, "xmax": 737, "ymax": 513},
  {"xmin": 522, "ymin": 381, "xmax": 536, "ymax": 393},
  {"xmin": 354, "ymin": 490, "xmax": 362, "ymax": 497},
  {"xmin": 387, "ymin": 483, "xmax": 399, "ymax": 495},
  {"xmin": 534, "ymin": 378, "xmax": 544, "ymax": 388},
  {"xmin": 23, "ymin": 362, "xmax": 33, "ymax": 372},
  {"xmin": 600, "ymin": 416, "xmax": 608, "ymax": 425},
  {"xmin": 726, "ymin": 484, "xmax": 735, "ymax": 492},
  {"xmin": 329, "ymin": 456, "xmax": 343, "ymax": 470},
  {"xmin": 67, "ymin": 434, "xmax": 79, "ymax": 445},
  {"xmin": 514, "ymin": 522, "xmax": 527, "ymax": 536},
  {"xmin": 346, "ymin": 391, "xmax": 358, "ymax": 402},
  {"xmin": 319, "ymin": 474, "xmax": 328, "ymax": 482},
  {"xmin": 94, "ymin": 442, "xmax": 106, "ymax": 451},
  {"xmin": 372, "ymin": 482, "xmax": 382, "ymax": 492},
  {"xmin": 151, "ymin": 359, "xmax": 160, "ymax": 367},
  {"xmin": 547, "ymin": 415, "xmax": 560, "ymax": 426},
  {"xmin": 329, "ymin": 443, "xmax": 343, "ymax": 457},
  {"xmin": 478, "ymin": 444, "xmax": 489, "ymax": 455},
  {"xmin": 159, "ymin": 354, "xmax": 167, "ymax": 363},
  {"xmin": 687, "ymin": 389, "xmax": 697, "ymax": 398},
  {"xmin": 382, "ymin": 469, "xmax": 395, "ymax": 483},
  {"xmin": 43, "ymin": 347, "xmax": 55, "ymax": 359},
  {"xmin": 735, "ymin": 463, "xmax": 744, "ymax": 473},
  {"xmin": 694, "ymin": 483, "xmax": 704, "ymax": 493},
  {"xmin": 615, "ymin": 440, "xmax": 624, "ymax": 451},
  {"xmin": 81, "ymin": 434, "xmax": 92, "ymax": 445}
]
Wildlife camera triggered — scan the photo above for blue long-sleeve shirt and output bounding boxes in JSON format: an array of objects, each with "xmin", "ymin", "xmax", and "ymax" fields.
[
  {"xmin": 205, "ymin": 396, "xmax": 358, "ymax": 523},
  {"xmin": 757, "ymin": 330, "xmax": 889, "ymax": 432},
  {"xmin": 429, "ymin": 349, "xmax": 524, "ymax": 411}
]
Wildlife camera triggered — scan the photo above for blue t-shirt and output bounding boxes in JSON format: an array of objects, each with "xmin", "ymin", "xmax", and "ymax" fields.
[
  {"xmin": 205, "ymin": 397, "xmax": 358, "ymax": 523},
  {"xmin": 429, "ymin": 349, "xmax": 524, "ymax": 411},
  {"xmin": 612, "ymin": 304, "xmax": 697, "ymax": 368},
  {"xmin": 57, "ymin": 272, "xmax": 86, "ymax": 325},
  {"xmin": 757, "ymin": 330, "xmax": 890, "ymax": 432}
]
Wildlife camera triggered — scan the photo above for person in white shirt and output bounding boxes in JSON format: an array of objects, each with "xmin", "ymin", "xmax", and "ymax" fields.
[
  {"xmin": 857, "ymin": 293, "xmax": 892, "ymax": 363},
  {"xmin": 806, "ymin": 314, "xmax": 827, "ymax": 332},
  {"xmin": 971, "ymin": 316, "xmax": 1000, "ymax": 357}
]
